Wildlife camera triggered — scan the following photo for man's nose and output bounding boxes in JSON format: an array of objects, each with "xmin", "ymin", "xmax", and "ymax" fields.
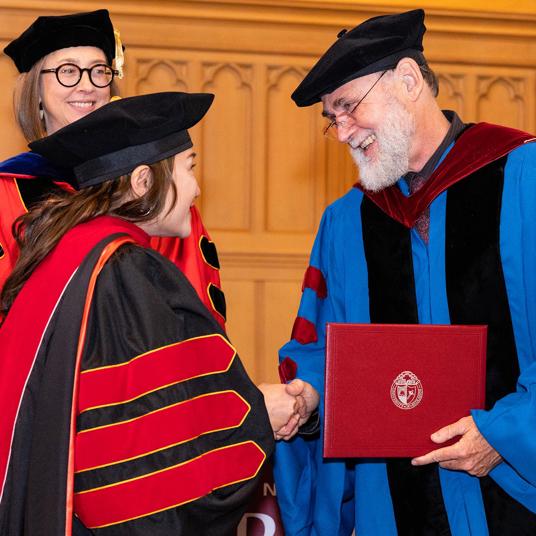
[{"xmin": 337, "ymin": 120, "xmax": 358, "ymax": 144}]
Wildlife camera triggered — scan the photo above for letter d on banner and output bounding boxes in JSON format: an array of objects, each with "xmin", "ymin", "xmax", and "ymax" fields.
[
  {"xmin": 237, "ymin": 513, "xmax": 276, "ymax": 536},
  {"xmin": 238, "ymin": 461, "xmax": 284, "ymax": 535}
]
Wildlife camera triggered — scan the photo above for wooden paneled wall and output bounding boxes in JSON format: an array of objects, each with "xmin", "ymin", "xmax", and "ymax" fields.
[{"xmin": 1, "ymin": 1, "xmax": 535, "ymax": 384}]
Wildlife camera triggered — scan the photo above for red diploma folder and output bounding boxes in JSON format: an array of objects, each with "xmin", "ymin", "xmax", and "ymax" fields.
[{"xmin": 323, "ymin": 323, "xmax": 487, "ymax": 458}]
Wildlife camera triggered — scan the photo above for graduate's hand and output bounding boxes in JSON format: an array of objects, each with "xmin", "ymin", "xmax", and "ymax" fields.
[
  {"xmin": 257, "ymin": 383, "xmax": 303, "ymax": 441},
  {"xmin": 274, "ymin": 406, "xmax": 303, "ymax": 441},
  {"xmin": 411, "ymin": 415, "xmax": 502, "ymax": 477},
  {"xmin": 284, "ymin": 379, "xmax": 320, "ymax": 427}
]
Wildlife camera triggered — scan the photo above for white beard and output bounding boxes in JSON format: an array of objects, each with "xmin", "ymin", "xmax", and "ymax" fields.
[{"xmin": 350, "ymin": 97, "xmax": 415, "ymax": 192}]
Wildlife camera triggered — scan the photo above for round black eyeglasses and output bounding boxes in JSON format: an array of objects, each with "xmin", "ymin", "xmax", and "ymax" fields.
[{"xmin": 40, "ymin": 63, "xmax": 118, "ymax": 88}]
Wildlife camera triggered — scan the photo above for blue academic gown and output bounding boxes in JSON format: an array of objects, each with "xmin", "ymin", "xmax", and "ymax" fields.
[{"xmin": 273, "ymin": 141, "xmax": 536, "ymax": 536}]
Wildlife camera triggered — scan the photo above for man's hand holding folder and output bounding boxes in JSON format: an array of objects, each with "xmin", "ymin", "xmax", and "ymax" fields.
[{"xmin": 412, "ymin": 415, "xmax": 502, "ymax": 477}]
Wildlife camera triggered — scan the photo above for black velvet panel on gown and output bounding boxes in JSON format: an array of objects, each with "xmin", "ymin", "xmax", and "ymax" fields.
[{"xmin": 361, "ymin": 197, "xmax": 451, "ymax": 536}]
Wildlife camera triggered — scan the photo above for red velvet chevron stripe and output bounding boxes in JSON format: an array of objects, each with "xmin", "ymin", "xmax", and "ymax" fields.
[
  {"xmin": 78, "ymin": 334, "xmax": 236, "ymax": 413},
  {"xmin": 278, "ymin": 357, "xmax": 298, "ymax": 383},
  {"xmin": 75, "ymin": 391, "xmax": 250, "ymax": 473},
  {"xmin": 75, "ymin": 441, "xmax": 266, "ymax": 529},
  {"xmin": 301, "ymin": 266, "xmax": 327, "ymax": 298},
  {"xmin": 291, "ymin": 316, "xmax": 318, "ymax": 345}
]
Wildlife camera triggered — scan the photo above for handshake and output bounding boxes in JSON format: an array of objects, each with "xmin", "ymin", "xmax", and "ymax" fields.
[{"xmin": 258, "ymin": 379, "xmax": 320, "ymax": 441}]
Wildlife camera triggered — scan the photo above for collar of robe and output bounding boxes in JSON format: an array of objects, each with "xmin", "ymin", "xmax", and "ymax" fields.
[{"xmin": 355, "ymin": 123, "xmax": 536, "ymax": 228}]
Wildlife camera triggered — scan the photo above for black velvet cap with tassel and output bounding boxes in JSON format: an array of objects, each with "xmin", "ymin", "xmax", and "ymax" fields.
[
  {"xmin": 29, "ymin": 92, "xmax": 214, "ymax": 189},
  {"xmin": 292, "ymin": 9, "xmax": 427, "ymax": 107},
  {"xmin": 4, "ymin": 9, "xmax": 118, "ymax": 73}
]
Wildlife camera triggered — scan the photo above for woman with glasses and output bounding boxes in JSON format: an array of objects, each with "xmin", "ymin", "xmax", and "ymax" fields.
[
  {"xmin": 0, "ymin": 10, "xmax": 226, "ymax": 331},
  {"xmin": 0, "ymin": 10, "xmax": 121, "ymax": 292},
  {"xmin": 5, "ymin": 10, "xmax": 121, "ymax": 143}
]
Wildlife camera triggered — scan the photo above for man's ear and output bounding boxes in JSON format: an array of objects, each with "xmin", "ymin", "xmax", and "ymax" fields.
[
  {"xmin": 130, "ymin": 165, "xmax": 153, "ymax": 198},
  {"xmin": 395, "ymin": 58, "xmax": 424, "ymax": 101}
]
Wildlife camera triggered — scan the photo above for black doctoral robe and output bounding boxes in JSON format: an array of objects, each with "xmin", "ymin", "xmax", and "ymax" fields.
[{"xmin": 0, "ymin": 216, "xmax": 273, "ymax": 535}]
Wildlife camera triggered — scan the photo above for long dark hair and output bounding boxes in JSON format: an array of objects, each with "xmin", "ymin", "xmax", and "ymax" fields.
[{"xmin": 1, "ymin": 157, "xmax": 175, "ymax": 316}]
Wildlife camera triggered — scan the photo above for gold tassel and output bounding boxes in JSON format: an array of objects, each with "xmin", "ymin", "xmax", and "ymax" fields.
[
  {"xmin": 113, "ymin": 28, "xmax": 124, "ymax": 79},
  {"xmin": 110, "ymin": 96, "xmax": 122, "ymax": 103}
]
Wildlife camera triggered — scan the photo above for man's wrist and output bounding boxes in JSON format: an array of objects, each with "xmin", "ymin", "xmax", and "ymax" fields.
[{"xmin": 299, "ymin": 410, "xmax": 320, "ymax": 436}]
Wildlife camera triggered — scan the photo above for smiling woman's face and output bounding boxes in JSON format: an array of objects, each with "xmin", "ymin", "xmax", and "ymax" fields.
[
  {"xmin": 39, "ymin": 45, "xmax": 111, "ymax": 134},
  {"xmin": 159, "ymin": 148, "xmax": 200, "ymax": 237},
  {"xmin": 139, "ymin": 148, "xmax": 200, "ymax": 238}
]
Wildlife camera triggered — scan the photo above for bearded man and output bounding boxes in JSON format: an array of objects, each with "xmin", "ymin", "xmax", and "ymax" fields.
[{"xmin": 273, "ymin": 9, "xmax": 536, "ymax": 536}]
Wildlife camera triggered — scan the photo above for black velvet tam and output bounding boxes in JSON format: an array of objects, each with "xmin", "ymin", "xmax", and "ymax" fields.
[
  {"xmin": 4, "ymin": 9, "xmax": 116, "ymax": 73},
  {"xmin": 292, "ymin": 9, "xmax": 426, "ymax": 107},
  {"xmin": 29, "ymin": 92, "xmax": 214, "ymax": 189}
]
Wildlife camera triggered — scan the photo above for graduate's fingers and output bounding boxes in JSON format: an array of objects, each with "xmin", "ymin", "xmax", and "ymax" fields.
[
  {"xmin": 275, "ymin": 413, "xmax": 300, "ymax": 440},
  {"xmin": 294, "ymin": 395, "xmax": 306, "ymax": 417}
]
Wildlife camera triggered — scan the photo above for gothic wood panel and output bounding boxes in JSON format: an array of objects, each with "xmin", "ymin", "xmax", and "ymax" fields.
[{"xmin": 0, "ymin": 1, "xmax": 535, "ymax": 388}]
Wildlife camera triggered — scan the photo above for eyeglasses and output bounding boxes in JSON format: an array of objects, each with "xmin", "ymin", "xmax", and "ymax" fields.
[
  {"xmin": 323, "ymin": 70, "xmax": 387, "ymax": 138},
  {"xmin": 40, "ymin": 63, "xmax": 118, "ymax": 88}
]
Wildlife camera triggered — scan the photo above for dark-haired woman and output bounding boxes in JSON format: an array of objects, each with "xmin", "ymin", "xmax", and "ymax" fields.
[{"xmin": 0, "ymin": 92, "xmax": 304, "ymax": 535}]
